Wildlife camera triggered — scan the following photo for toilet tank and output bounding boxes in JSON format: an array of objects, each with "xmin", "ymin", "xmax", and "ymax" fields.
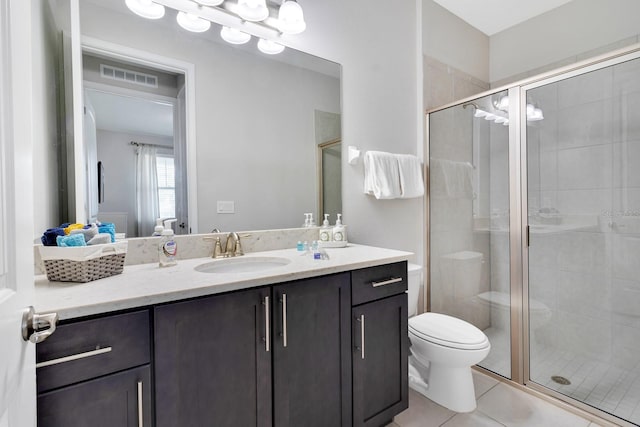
[
  {"xmin": 407, "ymin": 263, "xmax": 423, "ymax": 317},
  {"xmin": 439, "ymin": 251, "xmax": 483, "ymax": 300}
]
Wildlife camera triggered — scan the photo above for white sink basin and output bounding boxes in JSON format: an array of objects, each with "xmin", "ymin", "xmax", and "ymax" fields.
[{"xmin": 195, "ymin": 256, "xmax": 291, "ymax": 274}]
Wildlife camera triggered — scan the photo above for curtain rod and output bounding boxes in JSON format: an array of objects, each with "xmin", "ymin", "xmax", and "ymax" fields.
[{"xmin": 130, "ymin": 141, "xmax": 173, "ymax": 149}]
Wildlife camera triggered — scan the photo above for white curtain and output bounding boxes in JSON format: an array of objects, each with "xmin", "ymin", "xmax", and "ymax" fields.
[{"xmin": 136, "ymin": 145, "xmax": 159, "ymax": 237}]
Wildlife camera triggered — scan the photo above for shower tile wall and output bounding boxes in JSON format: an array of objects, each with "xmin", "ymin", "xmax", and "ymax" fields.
[{"xmin": 527, "ymin": 57, "xmax": 640, "ymax": 421}]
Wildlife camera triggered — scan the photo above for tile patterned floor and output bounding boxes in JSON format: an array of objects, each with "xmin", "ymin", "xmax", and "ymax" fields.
[
  {"xmin": 482, "ymin": 327, "xmax": 640, "ymax": 425},
  {"xmin": 388, "ymin": 370, "xmax": 607, "ymax": 427}
]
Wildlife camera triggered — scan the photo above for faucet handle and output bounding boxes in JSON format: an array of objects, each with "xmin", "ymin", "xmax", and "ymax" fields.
[
  {"xmin": 203, "ymin": 236, "xmax": 225, "ymax": 258},
  {"xmin": 234, "ymin": 239, "xmax": 244, "ymax": 257}
]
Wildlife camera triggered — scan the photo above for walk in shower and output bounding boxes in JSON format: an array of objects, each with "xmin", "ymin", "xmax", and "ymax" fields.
[{"xmin": 427, "ymin": 47, "xmax": 640, "ymax": 426}]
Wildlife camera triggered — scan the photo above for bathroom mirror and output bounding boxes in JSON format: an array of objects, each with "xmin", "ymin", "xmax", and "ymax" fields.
[{"xmin": 60, "ymin": 0, "xmax": 341, "ymax": 237}]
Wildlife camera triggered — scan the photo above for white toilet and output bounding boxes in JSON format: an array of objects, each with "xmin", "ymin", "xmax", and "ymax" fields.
[{"xmin": 407, "ymin": 263, "xmax": 491, "ymax": 413}]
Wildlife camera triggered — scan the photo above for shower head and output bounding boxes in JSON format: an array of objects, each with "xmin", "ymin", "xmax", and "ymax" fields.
[{"xmin": 462, "ymin": 102, "xmax": 480, "ymax": 110}]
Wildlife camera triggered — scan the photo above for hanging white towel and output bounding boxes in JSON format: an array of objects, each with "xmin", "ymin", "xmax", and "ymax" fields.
[
  {"xmin": 397, "ymin": 154, "xmax": 424, "ymax": 198},
  {"xmin": 363, "ymin": 151, "xmax": 402, "ymax": 199},
  {"xmin": 431, "ymin": 158, "xmax": 473, "ymax": 198}
]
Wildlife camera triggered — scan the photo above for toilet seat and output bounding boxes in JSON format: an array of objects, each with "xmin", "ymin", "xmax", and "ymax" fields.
[{"xmin": 409, "ymin": 312, "xmax": 489, "ymax": 350}]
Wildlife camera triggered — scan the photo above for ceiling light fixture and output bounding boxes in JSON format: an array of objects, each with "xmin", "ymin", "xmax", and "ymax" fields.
[
  {"xmin": 220, "ymin": 26, "xmax": 251, "ymax": 44},
  {"xmin": 194, "ymin": 0, "xmax": 224, "ymax": 5},
  {"xmin": 125, "ymin": 0, "xmax": 165, "ymax": 19},
  {"xmin": 124, "ymin": 0, "xmax": 305, "ymax": 55},
  {"xmin": 176, "ymin": 11, "xmax": 212, "ymax": 32},
  {"xmin": 257, "ymin": 38, "xmax": 285, "ymax": 55},
  {"xmin": 237, "ymin": 0, "xmax": 270, "ymax": 22},
  {"xmin": 278, "ymin": 0, "xmax": 306, "ymax": 34}
]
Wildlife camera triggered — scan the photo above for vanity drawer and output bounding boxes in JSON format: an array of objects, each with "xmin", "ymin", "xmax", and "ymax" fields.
[
  {"xmin": 36, "ymin": 310, "xmax": 150, "ymax": 393},
  {"xmin": 351, "ymin": 261, "xmax": 407, "ymax": 306}
]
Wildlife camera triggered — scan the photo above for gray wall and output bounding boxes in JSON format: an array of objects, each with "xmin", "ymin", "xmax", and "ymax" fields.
[
  {"xmin": 490, "ymin": 0, "xmax": 640, "ymax": 85},
  {"xmin": 32, "ymin": 0, "xmax": 63, "ymax": 235}
]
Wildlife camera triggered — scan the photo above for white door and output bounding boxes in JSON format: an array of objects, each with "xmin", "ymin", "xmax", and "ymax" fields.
[{"xmin": 0, "ymin": 1, "xmax": 42, "ymax": 425}]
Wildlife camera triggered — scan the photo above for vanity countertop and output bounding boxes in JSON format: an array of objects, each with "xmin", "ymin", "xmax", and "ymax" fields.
[{"xmin": 34, "ymin": 244, "xmax": 412, "ymax": 320}]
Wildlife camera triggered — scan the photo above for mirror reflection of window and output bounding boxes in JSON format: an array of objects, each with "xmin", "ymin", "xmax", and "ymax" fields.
[{"xmin": 156, "ymin": 155, "xmax": 176, "ymax": 219}]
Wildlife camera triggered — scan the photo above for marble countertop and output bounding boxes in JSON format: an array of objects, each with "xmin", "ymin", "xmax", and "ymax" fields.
[{"xmin": 34, "ymin": 244, "xmax": 412, "ymax": 320}]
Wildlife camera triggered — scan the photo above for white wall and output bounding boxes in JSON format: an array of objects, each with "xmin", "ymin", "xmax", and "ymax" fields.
[
  {"xmin": 422, "ymin": 0, "xmax": 489, "ymax": 83},
  {"xmin": 96, "ymin": 130, "xmax": 172, "ymax": 238},
  {"xmin": 32, "ymin": 0, "xmax": 62, "ymax": 235},
  {"xmin": 490, "ymin": 0, "xmax": 640, "ymax": 84}
]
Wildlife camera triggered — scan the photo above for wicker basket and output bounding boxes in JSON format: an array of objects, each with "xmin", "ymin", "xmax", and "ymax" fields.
[{"xmin": 39, "ymin": 241, "xmax": 128, "ymax": 283}]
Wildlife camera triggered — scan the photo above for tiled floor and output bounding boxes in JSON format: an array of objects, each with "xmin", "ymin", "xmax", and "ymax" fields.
[
  {"xmin": 388, "ymin": 370, "xmax": 605, "ymax": 427},
  {"xmin": 482, "ymin": 327, "xmax": 640, "ymax": 425}
]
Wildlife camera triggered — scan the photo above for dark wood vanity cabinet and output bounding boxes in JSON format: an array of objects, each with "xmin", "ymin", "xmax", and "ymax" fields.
[
  {"xmin": 36, "ymin": 263, "xmax": 407, "ymax": 427},
  {"xmin": 154, "ymin": 273, "xmax": 351, "ymax": 427},
  {"xmin": 36, "ymin": 310, "xmax": 152, "ymax": 427},
  {"xmin": 351, "ymin": 262, "xmax": 409, "ymax": 427},
  {"xmin": 154, "ymin": 286, "xmax": 272, "ymax": 427},
  {"xmin": 272, "ymin": 274, "xmax": 352, "ymax": 427}
]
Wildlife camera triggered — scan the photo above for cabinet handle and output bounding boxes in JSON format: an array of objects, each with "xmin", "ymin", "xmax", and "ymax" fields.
[
  {"xmin": 359, "ymin": 314, "xmax": 365, "ymax": 359},
  {"xmin": 264, "ymin": 296, "xmax": 270, "ymax": 352},
  {"xmin": 137, "ymin": 381, "xmax": 143, "ymax": 427},
  {"xmin": 371, "ymin": 277, "xmax": 403, "ymax": 287},
  {"xmin": 282, "ymin": 293, "xmax": 288, "ymax": 348},
  {"xmin": 35, "ymin": 346, "xmax": 112, "ymax": 368}
]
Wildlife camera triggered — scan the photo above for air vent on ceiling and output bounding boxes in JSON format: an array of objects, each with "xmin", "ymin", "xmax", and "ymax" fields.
[{"xmin": 100, "ymin": 64, "xmax": 158, "ymax": 88}]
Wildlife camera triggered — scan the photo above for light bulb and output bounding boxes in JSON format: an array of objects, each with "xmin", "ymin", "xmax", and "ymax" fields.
[
  {"xmin": 237, "ymin": 0, "xmax": 269, "ymax": 22},
  {"xmin": 125, "ymin": 0, "xmax": 165, "ymax": 19},
  {"xmin": 495, "ymin": 96, "xmax": 509, "ymax": 111},
  {"xmin": 257, "ymin": 38, "xmax": 285, "ymax": 55},
  {"xmin": 176, "ymin": 11, "xmax": 211, "ymax": 32},
  {"xmin": 278, "ymin": 0, "xmax": 306, "ymax": 34},
  {"xmin": 194, "ymin": 0, "xmax": 224, "ymax": 5},
  {"xmin": 220, "ymin": 26, "xmax": 251, "ymax": 44}
]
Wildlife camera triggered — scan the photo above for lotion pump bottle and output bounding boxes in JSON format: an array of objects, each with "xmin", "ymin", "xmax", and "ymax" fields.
[
  {"xmin": 159, "ymin": 219, "xmax": 177, "ymax": 267},
  {"xmin": 152, "ymin": 218, "xmax": 164, "ymax": 236},
  {"xmin": 319, "ymin": 214, "xmax": 332, "ymax": 242},
  {"xmin": 332, "ymin": 214, "xmax": 346, "ymax": 242}
]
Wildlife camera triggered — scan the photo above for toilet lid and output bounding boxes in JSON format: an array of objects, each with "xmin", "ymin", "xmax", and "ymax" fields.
[{"xmin": 409, "ymin": 312, "xmax": 489, "ymax": 350}]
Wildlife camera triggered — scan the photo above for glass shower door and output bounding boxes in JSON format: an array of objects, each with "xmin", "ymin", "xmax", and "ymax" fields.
[
  {"xmin": 429, "ymin": 90, "xmax": 512, "ymax": 378},
  {"xmin": 526, "ymin": 54, "xmax": 640, "ymax": 425}
]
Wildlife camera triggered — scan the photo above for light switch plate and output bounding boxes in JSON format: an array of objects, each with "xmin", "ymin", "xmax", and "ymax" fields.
[{"xmin": 217, "ymin": 200, "xmax": 235, "ymax": 214}]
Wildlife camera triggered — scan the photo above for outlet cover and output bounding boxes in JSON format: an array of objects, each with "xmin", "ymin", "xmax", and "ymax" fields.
[{"xmin": 217, "ymin": 201, "xmax": 235, "ymax": 214}]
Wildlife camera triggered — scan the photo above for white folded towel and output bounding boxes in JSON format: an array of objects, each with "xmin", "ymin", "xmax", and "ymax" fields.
[
  {"xmin": 364, "ymin": 151, "xmax": 402, "ymax": 199},
  {"xmin": 397, "ymin": 154, "xmax": 424, "ymax": 198}
]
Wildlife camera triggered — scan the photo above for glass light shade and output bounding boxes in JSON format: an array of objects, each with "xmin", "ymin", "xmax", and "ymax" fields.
[
  {"xmin": 278, "ymin": 0, "xmax": 306, "ymax": 34},
  {"xmin": 176, "ymin": 11, "xmax": 211, "ymax": 32},
  {"xmin": 125, "ymin": 0, "xmax": 165, "ymax": 19},
  {"xmin": 220, "ymin": 26, "xmax": 251, "ymax": 44},
  {"xmin": 495, "ymin": 116, "xmax": 508, "ymax": 124},
  {"xmin": 474, "ymin": 109, "xmax": 487, "ymax": 118},
  {"xmin": 195, "ymin": 0, "xmax": 224, "ymax": 5},
  {"xmin": 529, "ymin": 107, "xmax": 544, "ymax": 121},
  {"xmin": 484, "ymin": 113, "xmax": 497, "ymax": 121},
  {"xmin": 237, "ymin": 0, "xmax": 269, "ymax": 22},
  {"xmin": 495, "ymin": 96, "xmax": 509, "ymax": 111},
  {"xmin": 257, "ymin": 38, "xmax": 285, "ymax": 55}
]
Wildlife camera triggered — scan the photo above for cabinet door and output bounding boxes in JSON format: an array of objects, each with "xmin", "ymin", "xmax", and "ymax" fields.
[
  {"xmin": 154, "ymin": 287, "xmax": 272, "ymax": 427},
  {"xmin": 353, "ymin": 293, "xmax": 408, "ymax": 427},
  {"xmin": 37, "ymin": 365, "xmax": 151, "ymax": 427},
  {"xmin": 273, "ymin": 273, "xmax": 352, "ymax": 427}
]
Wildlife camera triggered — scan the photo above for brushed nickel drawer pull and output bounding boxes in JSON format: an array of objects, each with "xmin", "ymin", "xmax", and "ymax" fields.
[
  {"xmin": 264, "ymin": 296, "xmax": 270, "ymax": 352},
  {"xmin": 357, "ymin": 314, "xmax": 365, "ymax": 359},
  {"xmin": 137, "ymin": 380, "xmax": 144, "ymax": 427},
  {"xmin": 371, "ymin": 277, "xmax": 403, "ymax": 287},
  {"xmin": 36, "ymin": 346, "xmax": 112, "ymax": 368},
  {"xmin": 282, "ymin": 293, "xmax": 288, "ymax": 348}
]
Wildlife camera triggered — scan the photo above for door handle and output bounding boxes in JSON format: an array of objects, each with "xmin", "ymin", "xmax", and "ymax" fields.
[
  {"xmin": 281, "ymin": 294, "xmax": 288, "ymax": 348},
  {"xmin": 264, "ymin": 296, "xmax": 270, "ymax": 352},
  {"xmin": 22, "ymin": 306, "xmax": 58, "ymax": 344}
]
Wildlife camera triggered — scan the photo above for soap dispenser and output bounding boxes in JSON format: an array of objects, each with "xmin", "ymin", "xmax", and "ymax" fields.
[
  {"xmin": 319, "ymin": 214, "xmax": 332, "ymax": 242},
  {"xmin": 159, "ymin": 219, "xmax": 177, "ymax": 267},
  {"xmin": 152, "ymin": 218, "xmax": 164, "ymax": 236},
  {"xmin": 332, "ymin": 214, "xmax": 346, "ymax": 242}
]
